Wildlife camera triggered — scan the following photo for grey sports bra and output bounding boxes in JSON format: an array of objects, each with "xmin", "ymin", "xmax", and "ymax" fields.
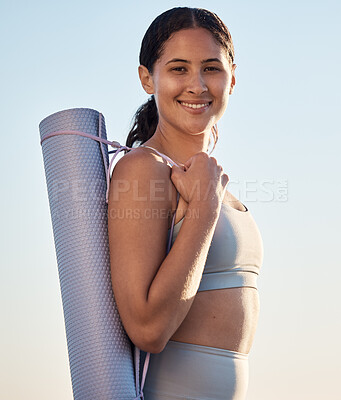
[
  {"xmin": 168, "ymin": 203, "xmax": 263, "ymax": 291},
  {"xmin": 140, "ymin": 145, "xmax": 263, "ymax": 292}
]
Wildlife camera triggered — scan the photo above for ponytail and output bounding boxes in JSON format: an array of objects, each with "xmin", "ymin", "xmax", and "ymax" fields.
[{"xmin": 126, "ymin": 95, "xmax": 158, "ymax": 148}]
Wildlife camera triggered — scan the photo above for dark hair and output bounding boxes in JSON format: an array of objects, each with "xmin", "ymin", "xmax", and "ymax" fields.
[{"xmin": 126, "ymin": 7, "xmax": 235, "ymax": 152}]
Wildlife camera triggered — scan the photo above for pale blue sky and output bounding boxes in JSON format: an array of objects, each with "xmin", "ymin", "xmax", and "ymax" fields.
[{"xmin": 1, "ymin": 0, "xmax": 340, "ymax": 399}]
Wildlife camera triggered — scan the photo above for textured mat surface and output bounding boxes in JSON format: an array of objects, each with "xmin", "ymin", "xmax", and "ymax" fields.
[{"xmin": 39, "ymin": 108, "xmax": 137, "ymax": 399}]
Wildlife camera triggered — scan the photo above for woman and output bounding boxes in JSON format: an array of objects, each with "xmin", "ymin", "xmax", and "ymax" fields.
[{"xmin": 108, "ymin": 7, "xmax": 263, "ymax": 400}]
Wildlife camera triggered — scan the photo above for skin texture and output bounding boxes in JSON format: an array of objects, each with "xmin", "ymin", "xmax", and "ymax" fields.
[{"xmin": 108, "ymin": 28, "xmax": 259, "ymax": 354}]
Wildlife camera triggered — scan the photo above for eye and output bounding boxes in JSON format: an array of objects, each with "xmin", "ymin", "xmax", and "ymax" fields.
[
  {"xmin": 204, "ymin": 66, "xmax": 220, "ymax": 72},
  {"xmin": 171, "ymin": 66, "xmax": 187, "ymax": 73}
]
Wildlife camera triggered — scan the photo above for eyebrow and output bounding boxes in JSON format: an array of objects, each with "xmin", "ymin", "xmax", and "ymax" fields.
[{"xmin": 165, "ymin": 58, "xmax": 223, "ymax": 65}]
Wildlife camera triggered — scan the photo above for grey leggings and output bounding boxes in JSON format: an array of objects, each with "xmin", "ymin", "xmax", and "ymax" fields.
[{"xmin": 143, "ymin": 340, "xmax": 249, "ymax": 400}]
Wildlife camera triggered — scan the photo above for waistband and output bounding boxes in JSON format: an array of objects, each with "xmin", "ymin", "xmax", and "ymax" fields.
[{"xmin": 167, "ymin": 340, "xmax": 249, "ymax": 360}]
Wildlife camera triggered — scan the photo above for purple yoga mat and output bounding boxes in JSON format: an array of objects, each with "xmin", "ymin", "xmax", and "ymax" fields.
[{"xmin": 39, "ymin": 108, "xmax": 140, "ymax": 399}]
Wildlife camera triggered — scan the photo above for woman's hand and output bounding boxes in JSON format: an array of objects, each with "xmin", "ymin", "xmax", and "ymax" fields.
[{"xmin": 170, "ymin": 152, "xmax": 229, "ymax": 207}]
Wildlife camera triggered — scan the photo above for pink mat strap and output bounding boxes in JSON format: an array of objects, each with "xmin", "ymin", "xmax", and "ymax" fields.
[{"xmin": 40, "ymin": 115, "xmax": 179, "ymax": 204}]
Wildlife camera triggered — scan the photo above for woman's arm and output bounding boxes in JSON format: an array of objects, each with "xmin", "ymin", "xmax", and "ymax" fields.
[{"xmin": 108, "ymin": 150, "xmax": 224, "ymax": 353}]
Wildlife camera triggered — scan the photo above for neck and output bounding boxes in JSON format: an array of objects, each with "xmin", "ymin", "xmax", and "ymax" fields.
[{"xmin": 142, "ymin": 124, "xmax": 211, "ymax": 166}]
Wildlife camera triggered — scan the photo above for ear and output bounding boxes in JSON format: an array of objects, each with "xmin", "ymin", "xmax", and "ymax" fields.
[
  {"xmin": 229, "ymin": 64, "xmax": 237, "ymax": 95},
  {"xmin": 138, "ymin": 65, "xmax": 154, "ymax": 94}
]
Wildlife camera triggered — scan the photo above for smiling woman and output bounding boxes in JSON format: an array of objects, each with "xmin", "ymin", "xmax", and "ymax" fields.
[
  {"xmin": 139, "ymin": 30, "xmax": 235, "ymax": 137},
  {"xmin": 108, "ymin": 7, "xmax": 263, "ymax": 400}
]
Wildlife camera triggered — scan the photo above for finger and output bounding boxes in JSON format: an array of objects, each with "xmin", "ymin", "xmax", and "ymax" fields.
[
  {"xmin": 183, "ymin": 156, "xmax": 194, "ymax": 170},
  {"xmin": 221, "ymin": 173, "xmax": 229, "ymax": 186},
  {"xmin": 171, "ymin": 165, "xmax": 186, "ymax": 178},
  {"xmin": 171, "ymin": 164, "xmax": 182, "ymax": 173}
]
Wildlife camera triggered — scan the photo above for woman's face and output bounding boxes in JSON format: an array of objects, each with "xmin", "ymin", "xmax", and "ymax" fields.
[{"xmin": 139, "ymin": 27, "xmax": 236, "ymax": 137}]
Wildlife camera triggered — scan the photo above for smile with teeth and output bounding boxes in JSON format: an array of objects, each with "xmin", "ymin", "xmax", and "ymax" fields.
[{"xmin": 179, "ymin": 101, "xmax": 211, "ymax": 109}]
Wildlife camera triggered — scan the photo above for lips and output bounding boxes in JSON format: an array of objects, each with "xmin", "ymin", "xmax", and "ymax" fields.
[{"xmin": 178, "ymin": 100, "xmax": 212, "ymax": 110}]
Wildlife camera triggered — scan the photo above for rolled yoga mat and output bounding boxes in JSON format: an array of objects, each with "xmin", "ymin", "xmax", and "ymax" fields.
[{"xmin": 39, "ymin": 108, "xmax": 145, "ymax": 399}]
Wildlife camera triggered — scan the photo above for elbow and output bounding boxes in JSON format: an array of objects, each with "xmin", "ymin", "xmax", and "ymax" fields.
[
  {"xmin": 140, "ymin": 340, "xmax": 165, "ymax": 355},
  {"xmin": 130, "ymin": 323, "xmax": 168, "ymax": 354},
  {"xmin": 119, "ymin": 301, "xmax": 172, "ymax": 354}
]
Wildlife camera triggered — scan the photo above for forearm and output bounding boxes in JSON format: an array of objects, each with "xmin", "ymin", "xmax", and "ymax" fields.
[{"xmin": 145, "ymin": 201, "xmax": 221, "ymax": 348}]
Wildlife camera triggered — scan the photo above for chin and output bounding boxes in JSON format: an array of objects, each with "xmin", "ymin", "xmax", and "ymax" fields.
[
  {"xmin": 183, "ymin": 127, "xmax": 208, "ymax": 136},
  {"xmin": 180, "ymin": 121, "xmax": 212, "ymax": 134},
  {"xmin": 193, "ymin": 123, "xmax": 217, "ymax": 135}
]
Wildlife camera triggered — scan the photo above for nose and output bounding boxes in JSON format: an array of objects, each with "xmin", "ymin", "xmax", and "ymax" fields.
[{"xmin": 186, "ymin": 71, "xmax": 208, "ymax": 95}]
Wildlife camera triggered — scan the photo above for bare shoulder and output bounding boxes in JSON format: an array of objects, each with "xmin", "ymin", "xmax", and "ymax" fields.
[
  {"xmin": 111, "ymin": 147, "xmax": 171, "ymax": 193},
  {"xmin": 113, "ymin": 147, "xmax": 171, "ymax": 175},
  {"xmin": 108, "ymin": 146, "xmax": 175, "ymax": 225}
]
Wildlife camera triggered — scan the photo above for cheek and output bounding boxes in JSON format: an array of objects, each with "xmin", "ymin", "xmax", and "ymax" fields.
[
  {"xmin": 216, "ymin": 78, "xmax": 231, "ymax": 106},
  {"xmin": 212, "ymin": 76, "xmax": 230, "ymax": 95},
  {"xmin": 155, "ymin": 79, "xmax": 183, "ymax": 105},
  {"xmin": 212, "ymin": 79, "xmax": 230, "ymax": 115}
]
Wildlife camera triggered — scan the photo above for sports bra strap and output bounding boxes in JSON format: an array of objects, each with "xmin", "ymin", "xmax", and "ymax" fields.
[{"xmin": 139, "ymin": 145, "xmax": 179, "ymax": 167}]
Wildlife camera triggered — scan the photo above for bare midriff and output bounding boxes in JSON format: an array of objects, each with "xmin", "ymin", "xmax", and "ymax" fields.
[
  {"xmin": 169, "ymin": 287, "xmax": 260, "ymax": 354},
  {"xmin": 169, "ymin": 191, "xmax": 260, "ymax": 355}
]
